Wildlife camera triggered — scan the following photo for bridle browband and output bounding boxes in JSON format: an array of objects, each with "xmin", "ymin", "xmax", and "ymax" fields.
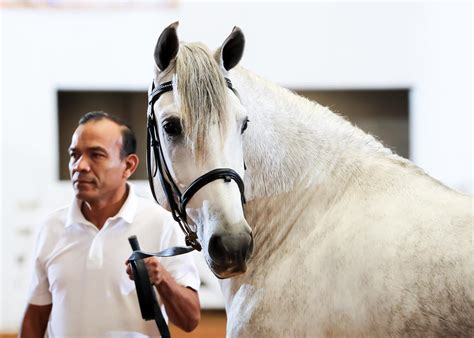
[{"xmin": 146, "ymin": 76, "xmax": 246, "ymax": 251}]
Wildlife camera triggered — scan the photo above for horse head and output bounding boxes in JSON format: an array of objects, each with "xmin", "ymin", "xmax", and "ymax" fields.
[{"xmin": 149, "ymin": 22, "xmax": 253, "ymax": 279}]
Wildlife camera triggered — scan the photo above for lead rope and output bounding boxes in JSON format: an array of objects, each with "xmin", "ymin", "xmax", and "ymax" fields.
[{"xmin": 128, "ymin": 236, "xmax": 173, "ymax": 338}]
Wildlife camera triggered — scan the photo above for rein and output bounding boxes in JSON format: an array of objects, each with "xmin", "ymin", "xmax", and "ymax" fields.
[{"xmin": 127, "ymin": 76, "xmax": 246, "ymax": 337}]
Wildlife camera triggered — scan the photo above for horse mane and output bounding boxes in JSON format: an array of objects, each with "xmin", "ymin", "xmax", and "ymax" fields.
[
  {"xmin": 174, "ymin": 42, "xmax": 229, "ymax": 161},
  {"xmin": 161, "ymin": 43, "xmax": 439, "ymax": 198}
]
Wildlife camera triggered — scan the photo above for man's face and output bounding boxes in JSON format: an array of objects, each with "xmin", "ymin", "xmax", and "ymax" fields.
[{"xmin": 68, "ymin": 119, "xmax": 127, "ymax": 204}]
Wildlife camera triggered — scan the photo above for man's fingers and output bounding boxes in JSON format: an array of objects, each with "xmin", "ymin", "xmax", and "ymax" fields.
[
  {"xmin": 125, "ymin": 263, "xmax": 135, "ymax": 280},
  {"xmin": 125, "ymin": 258, "xmax": 163, "ymax": 285},
  {"xmin": 144, "ymin": 257, "xmax": 159, "ymax": 267},
  {"xmin": 142, "ymin": 257, "xmax": 164, "ymax": 286}
]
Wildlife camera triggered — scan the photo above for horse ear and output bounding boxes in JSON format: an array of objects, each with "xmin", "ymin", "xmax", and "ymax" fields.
[
  {"xmin": 218, "ymin": 26, "xmax": 245, "ymax": 71},
  {"xmin": 154, "ymin": 21, "xmax": 179, "ymax": 71}
]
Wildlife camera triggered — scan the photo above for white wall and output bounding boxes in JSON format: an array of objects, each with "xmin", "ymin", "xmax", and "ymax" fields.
[{"xmin": 1, "ymin": 1, "xmax": 472, "ymax": 332}]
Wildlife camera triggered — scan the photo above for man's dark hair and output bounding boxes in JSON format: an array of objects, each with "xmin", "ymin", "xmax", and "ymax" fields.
[{"xmin": 78, "ymin": 111, "xmax": 137, "ymax": 158}]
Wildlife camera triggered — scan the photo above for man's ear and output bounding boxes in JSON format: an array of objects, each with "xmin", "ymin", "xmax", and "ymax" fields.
[{"xmin": 124, "ymin": 154, "xmax": 139, "ymax": 179}]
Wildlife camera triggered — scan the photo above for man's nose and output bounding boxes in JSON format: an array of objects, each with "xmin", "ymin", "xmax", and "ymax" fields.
[{"xmin": 72, "ymin": 155, "xmax": 90, "ymax": 172}]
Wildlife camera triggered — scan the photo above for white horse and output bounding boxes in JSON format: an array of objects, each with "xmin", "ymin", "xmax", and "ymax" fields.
[{"xmin": 148, "ymin": 22, "xmax": 473, "ymax": 337}]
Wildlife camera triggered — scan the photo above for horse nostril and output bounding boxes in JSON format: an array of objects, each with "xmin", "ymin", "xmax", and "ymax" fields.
[
  {"xmin": 208, "ymin": 232, "xmax": 254, "ymax": 266},
  {"xmin": 208, "ymin": 234, "xmax": 226, "ymax": 262}
]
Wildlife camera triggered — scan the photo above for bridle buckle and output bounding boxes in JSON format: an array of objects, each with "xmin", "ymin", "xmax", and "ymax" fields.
[{"xmin": 185, "ymin": 233, "xmax": 202, "ymax": 251}]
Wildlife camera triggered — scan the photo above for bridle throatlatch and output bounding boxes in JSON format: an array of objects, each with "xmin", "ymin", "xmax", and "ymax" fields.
[{"xmin": 146, "ymin": 76, "xmax": 246, "ymax": 251}]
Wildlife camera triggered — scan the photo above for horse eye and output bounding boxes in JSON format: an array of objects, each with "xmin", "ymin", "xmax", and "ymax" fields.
[
  {"xmin": 241, "ymin": 118, "xmax": 249, "ymax": 134},
  {"xmin": 163, "ymin": 119, "xmax": 182, "ymax": 136}
]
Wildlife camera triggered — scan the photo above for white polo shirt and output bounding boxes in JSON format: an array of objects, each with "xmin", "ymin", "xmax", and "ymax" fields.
[{"xmin": 27, "ymin": 184, "xmax": 200, "ymax": 338}]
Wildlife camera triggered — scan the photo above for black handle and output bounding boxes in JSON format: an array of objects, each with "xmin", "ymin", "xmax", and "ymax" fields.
[
  {"xmin": 127, "ymin": 236, "xmax": 172, "ymax": 337},
  {"xmin": 128, "ymin": 235, "xmax": 141, "ymax": 251}
]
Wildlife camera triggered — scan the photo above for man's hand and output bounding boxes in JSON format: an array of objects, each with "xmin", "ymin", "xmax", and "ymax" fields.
[
  {"xmin": 126, "ymin": 257, "xmax": 170, "ymax": 286},
  {"xmin": 125, "ymin": 257, "xmax": 201, "ymax": 332}
]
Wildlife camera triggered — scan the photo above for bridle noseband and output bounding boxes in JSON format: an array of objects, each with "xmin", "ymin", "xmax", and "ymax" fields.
[{"xmin": 146, "ymin": 77, "xmax": 246, "ymax": 251}]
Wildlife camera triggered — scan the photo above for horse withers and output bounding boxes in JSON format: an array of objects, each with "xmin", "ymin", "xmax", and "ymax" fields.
[{"xmin": 147, "ymin": 22, "xmax": 473, "ymax": 337}]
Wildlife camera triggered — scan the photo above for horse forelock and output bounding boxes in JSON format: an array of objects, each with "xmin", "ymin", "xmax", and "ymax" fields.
[{"xmin": 174, "ymin": 42, "xmax": 229, "ymax": 162}]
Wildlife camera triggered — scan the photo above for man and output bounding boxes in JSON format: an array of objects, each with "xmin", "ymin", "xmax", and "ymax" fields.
[{"xmin": 20, "ymin": 111, "xmax": 200, "ymax": 337}]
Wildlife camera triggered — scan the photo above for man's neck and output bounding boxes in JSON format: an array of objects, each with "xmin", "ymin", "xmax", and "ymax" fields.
[{"xmin": 81, "ymin": 185, "xmax": 129, "ymax": 230}]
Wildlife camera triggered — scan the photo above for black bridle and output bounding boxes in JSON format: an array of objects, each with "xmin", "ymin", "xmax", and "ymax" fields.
[
  {"xmin": 146, "ymin": 77, "xmax": 246, "ymax": 251},
  {"xmin": 127, "ymin": 77, "xmax": 247, "ymax": 337}
]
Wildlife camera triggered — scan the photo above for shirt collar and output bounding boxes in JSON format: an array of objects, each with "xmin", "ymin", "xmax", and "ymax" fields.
[{"xmin": 65, "ymin": 183, "xmax": 138, "ymax": 227}]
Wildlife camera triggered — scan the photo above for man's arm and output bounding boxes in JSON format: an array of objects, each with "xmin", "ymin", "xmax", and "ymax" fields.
[
  {"xmin": 19, "ymin": 303, "xmax": 52, "ymax": 338},
  {"xmin": 127, "ymin": 258, "xmax": 200, "ymax": 332}
]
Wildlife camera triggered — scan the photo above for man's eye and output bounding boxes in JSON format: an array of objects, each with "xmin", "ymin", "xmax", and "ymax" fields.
[{"xmin": 163, "ymin": 120, "xmax": 182, "ymax": 136}]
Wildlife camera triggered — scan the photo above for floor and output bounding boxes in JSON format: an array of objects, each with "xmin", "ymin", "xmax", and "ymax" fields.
[
  {"xmin": 0, "ymin": 310, "xmax": 227, "ymax": 338},
  {"xmin": 170, "ymin": 310, "xmax": 226, "ymax": 338}
]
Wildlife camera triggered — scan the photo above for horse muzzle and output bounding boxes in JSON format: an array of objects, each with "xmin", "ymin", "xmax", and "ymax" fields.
[{"xmin": 207, "ymin": 231, "xmax": 254, "ymax": 278}]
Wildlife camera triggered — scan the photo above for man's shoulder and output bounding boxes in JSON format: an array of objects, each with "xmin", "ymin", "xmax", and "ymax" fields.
[
  {"xmin": 130, "ymin": 196, "xmax": 180, "ymax": 244},
  {"xmin": 135, "ymin": 195, "xmax": 171, "ymax": 217},
  {"xmin": 44, "ymin": 204, "xmax": 70, "ymax": 220},
  {"xmin": 38, "ymin": 204, "xmax": 70, "ymax": 231},
  {"xmin": 133, "ymin": 196, "xmax": 173, "ymax": 222},
  {"xmin": 32, "ymin": 204, "xmax": 71, "ymax": 250}
]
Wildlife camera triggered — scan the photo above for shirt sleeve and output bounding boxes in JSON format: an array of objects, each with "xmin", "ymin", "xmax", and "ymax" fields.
[
  {"xmin": 27, "ymin": 222, "xmax": 53, "ymax": 305},
  {"xmin": 160, "ymin": 220, "xmax": 201, "ymax": 292}
]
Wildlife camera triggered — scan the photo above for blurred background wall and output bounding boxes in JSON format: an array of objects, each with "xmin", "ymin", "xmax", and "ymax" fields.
[{"xmin": 0, "ymin": 0, "xmax": 472, "ymax": 334}]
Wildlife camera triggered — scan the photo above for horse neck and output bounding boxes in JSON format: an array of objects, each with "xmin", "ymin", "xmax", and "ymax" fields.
[
  {"xmin": 232, "ymin": 66, "xmax": 391, "ymax": 201},
  {"xmin": 231, "ymin": 67, "xmax": 393, "ymax": 260}
]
